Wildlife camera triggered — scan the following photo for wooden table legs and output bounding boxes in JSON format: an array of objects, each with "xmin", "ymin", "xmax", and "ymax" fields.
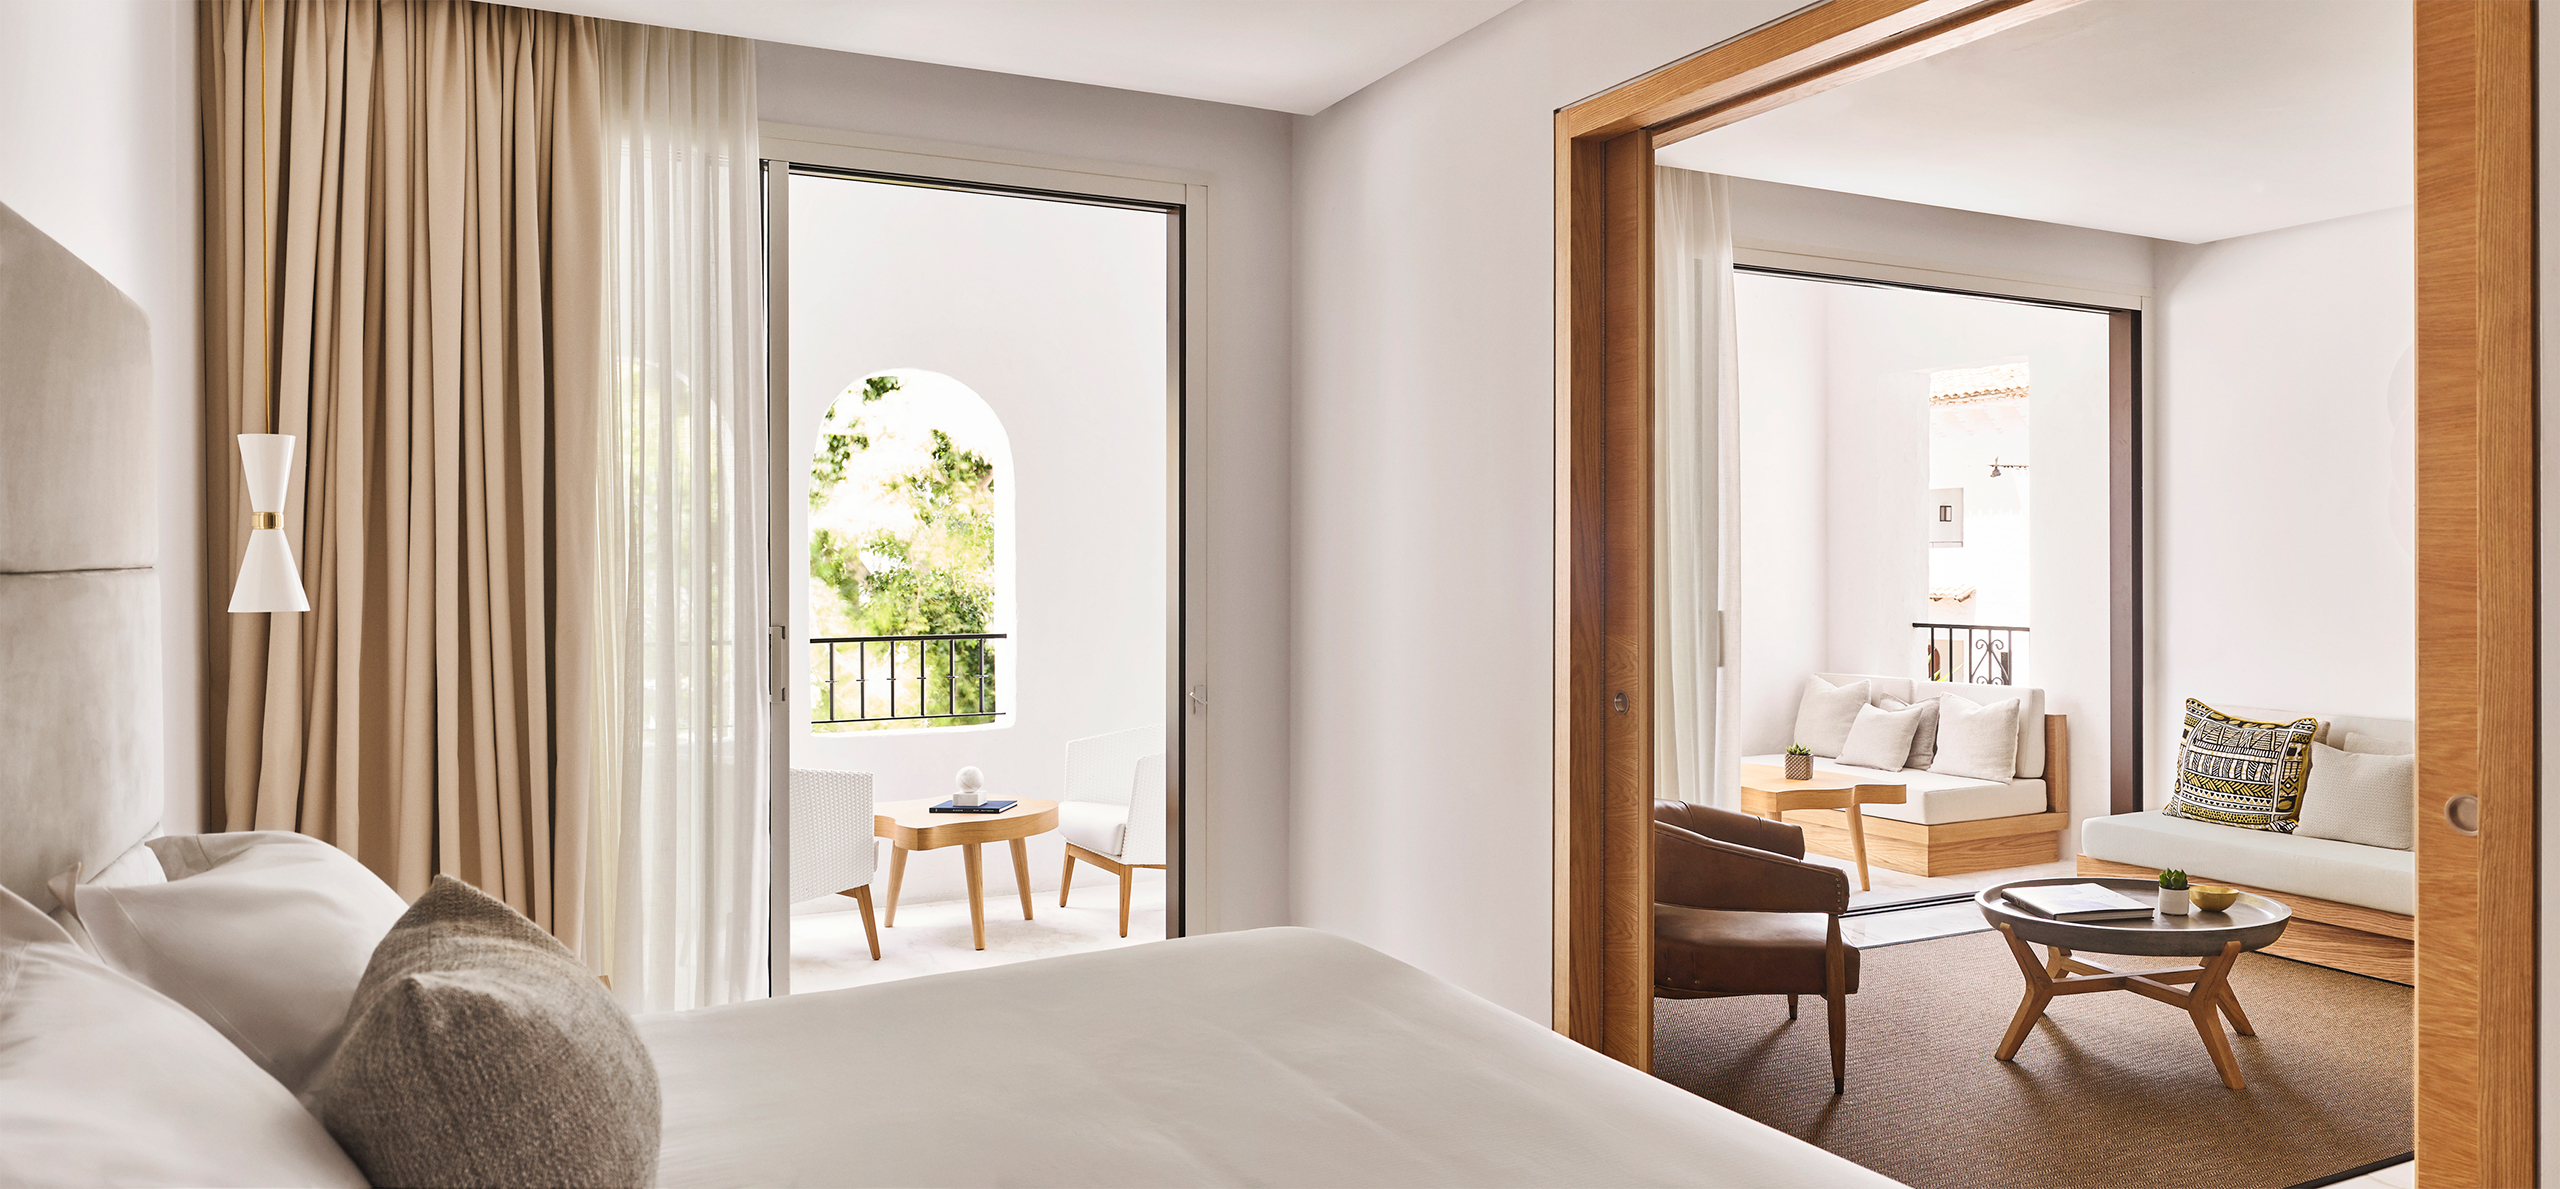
[
  {"xmin": 884, "ymin": 845, "xmax": 907, "ymax": 926},
  {"xmin": 1842, "ymin": 803, "xmax": 1870, "ymax": 892},
  {"xmin": 962, "ymin": 843, "xmax": 986, "ymax": 950},
  {"xmin": 1010, "ymin": 837, "xmax": 1034, "ymax": 921},
  {"xmin": 884, "ymin": 840, "xmax": 1039, "ymax": 952},
  {"xmin": 1994, "ymin": 923, "xmax": 2256, "ymax": 1088}
]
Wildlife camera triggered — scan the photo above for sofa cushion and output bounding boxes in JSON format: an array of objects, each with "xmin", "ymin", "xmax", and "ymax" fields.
[
  {"xmin": 1920, "ymin": 680, "xmax": 2045, "ymax": 778},
  {"xmin": 1741, "ymin": 756, "xmax": 2046, "ymax": 826},
  {"xmin": 2341, "ymin": 731, "xmax": 2414, "ymax": 757},
  {"xmin": 1930, "ymin": 694, "xmax": 2022, "ymax": 782},
  {"xmin": 2081, "ymin": 811, "xmax": 2414, "ymax": 917},
  {"xmin": 1058, "ymin": 799, "xmax": 1130, "ymax": 860},
  {"xmin": 1878, "ymin": 695, "xmax": 1940, "ymax": 769},
  {"xmin": 1837, "ymin": 703, "xmax": 1922, "ymax": 771},
  {"xmin": 1792, "ymin": 676, "xmax": 1870, "ymax": 758},
  {"xmin": 1817, "ymin": 673, "xmax": 1912, "ymax": 705},
  {"xmin": 2295, "ymin": 742, "xmax": 2416, "ymax": 851},
  {"xmin": 2163, "ymin": 699, "xmax": 2317, "ymax": 832},
  {"xmin": 1654, "ymin": 906, "xmax": 1859, "ymax": 997}
]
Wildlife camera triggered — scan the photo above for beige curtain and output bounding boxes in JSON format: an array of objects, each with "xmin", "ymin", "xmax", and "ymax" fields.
[{"xmin": 199, "ymin": 0, "xmax": 606, "ymax": 943}]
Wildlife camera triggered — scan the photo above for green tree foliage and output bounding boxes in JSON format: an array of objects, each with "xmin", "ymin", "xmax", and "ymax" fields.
[{"xmin": 808, "ymin": 375, "xmax": 999, "ymax": 728}]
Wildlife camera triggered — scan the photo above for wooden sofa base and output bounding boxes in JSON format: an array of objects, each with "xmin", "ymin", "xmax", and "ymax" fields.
[
  {"xmin": 1781, "ymin": 809, "xmax": 2068, "ymax": 878},
  {"xmin": 2075, "ymin": 855, "xmax": 2412, "ymax": 984}
]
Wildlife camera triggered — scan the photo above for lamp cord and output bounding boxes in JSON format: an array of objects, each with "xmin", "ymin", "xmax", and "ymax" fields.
[{"xmin": 255, "ymin": 0, "xmax": 273, "ymax": 438}]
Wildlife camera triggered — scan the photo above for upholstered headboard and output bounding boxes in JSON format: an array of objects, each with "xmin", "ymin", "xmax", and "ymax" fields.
[{"xmin": 0, "ymin": 199, "xmax": 162, "ymax": 912}]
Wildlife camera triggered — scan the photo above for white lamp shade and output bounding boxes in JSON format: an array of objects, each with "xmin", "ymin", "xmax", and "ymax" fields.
[
  {"xmin": 229, "ymin": 434, "xmax": 310, "ymax": 613},
  {"xmin": 237, "ymin": 433, "xmax": 295, "ymax": 513},
  {"xmin": 230, "ymin": 529, "xmax": 311, "ymax": 613}
]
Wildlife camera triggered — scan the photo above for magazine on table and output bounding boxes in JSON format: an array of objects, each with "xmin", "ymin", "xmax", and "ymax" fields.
[{"xmin": 2001, "ymin": 883, "xmax": 2155, "ymax": 922}]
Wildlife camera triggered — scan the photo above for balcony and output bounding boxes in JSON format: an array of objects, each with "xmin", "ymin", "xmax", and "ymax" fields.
[
  {"xmin": 1914, "ymin": 621, "xmax": 2026, "ymax": 685},
  {"xmin": 810, "ymin": 632, "xmax": 1006, "ymax": 730}
]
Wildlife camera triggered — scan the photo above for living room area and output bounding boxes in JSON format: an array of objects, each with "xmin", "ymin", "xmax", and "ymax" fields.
[{"xmin": 1637, "ymin": 3, "xmax": 2421, "ymax": 1186}]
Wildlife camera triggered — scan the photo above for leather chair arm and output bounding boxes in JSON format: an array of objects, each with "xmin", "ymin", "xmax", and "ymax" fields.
[
  {"xmin": 1652, "ymin": 800, "xmax": 1806, "ymax": 859},
  {"xmin": 1654, "ymin": 820, "xmax": 1850, "ymax": 915}
]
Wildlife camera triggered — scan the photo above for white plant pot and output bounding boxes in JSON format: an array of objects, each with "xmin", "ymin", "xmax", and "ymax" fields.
[{"xmin": 2157, "ymin": 887, "xmax": 2191, "ymax": 916}]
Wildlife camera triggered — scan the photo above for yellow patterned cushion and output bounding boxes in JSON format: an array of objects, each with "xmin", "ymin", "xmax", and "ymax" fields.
[{"xmin": 2161, "ymin": 699, "xmax": 2317, "ymax": 832}]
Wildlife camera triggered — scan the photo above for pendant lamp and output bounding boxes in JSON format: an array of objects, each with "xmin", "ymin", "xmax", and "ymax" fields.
[{"xmin": 229, "ymin": 0, "xmax": 308, "ymax": 614}]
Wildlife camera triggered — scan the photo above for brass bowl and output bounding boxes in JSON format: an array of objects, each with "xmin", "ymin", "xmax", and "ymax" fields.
[{"xmin": 2190, "ymin": 886, "xmax": 2241, "ymax": 912}]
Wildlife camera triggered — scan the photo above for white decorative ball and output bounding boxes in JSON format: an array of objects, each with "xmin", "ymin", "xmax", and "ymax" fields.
[{"xmin": 956, "ymin": 766, "xmax": 984, "ymax": 791}]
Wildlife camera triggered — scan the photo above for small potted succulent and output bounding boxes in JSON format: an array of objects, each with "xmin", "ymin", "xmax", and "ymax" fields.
[
  {"xmin": 1784, "ymin": 744, "xmax": 1813, "ymax": 782},
  {"xmin": 2157, "ymin": 868, "xmax": 2191, "ymax": 916}
]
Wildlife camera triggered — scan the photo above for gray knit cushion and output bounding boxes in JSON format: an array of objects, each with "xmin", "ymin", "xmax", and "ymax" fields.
[{"xmin": 306, "ymin": 876, "xmax": 659, "ymax": 1188}]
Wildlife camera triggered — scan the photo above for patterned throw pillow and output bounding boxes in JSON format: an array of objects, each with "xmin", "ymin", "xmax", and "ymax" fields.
[{"xmin": 2161, "ymin": 699, "xmax": 2318, "ymax": 832}]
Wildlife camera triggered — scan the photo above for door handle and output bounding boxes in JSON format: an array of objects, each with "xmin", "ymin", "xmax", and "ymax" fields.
[{"xmin": 2445, "ymin": 793, "xmax": 2480, "ymax": 836}]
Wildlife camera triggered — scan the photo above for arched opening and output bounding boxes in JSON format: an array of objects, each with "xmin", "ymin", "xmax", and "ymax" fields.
[{"xmin": 805, "ymin": 369, "xmax": 1014, "ymax": 731}]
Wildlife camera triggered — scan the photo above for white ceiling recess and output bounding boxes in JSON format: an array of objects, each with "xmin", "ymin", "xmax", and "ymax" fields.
[
  {"xmin": 1657, "ymin": 0, "xmax": 2411, "ymax": 244},
  {"xmin": 511, "ymin": 0, "xmax": 1518, "ymax": 115}
]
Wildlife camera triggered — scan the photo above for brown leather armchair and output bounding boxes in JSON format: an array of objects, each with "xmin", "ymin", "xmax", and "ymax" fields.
[{"xmin": 1654, "ymin": 800, "xmax": 1859, "ymax": 1094}]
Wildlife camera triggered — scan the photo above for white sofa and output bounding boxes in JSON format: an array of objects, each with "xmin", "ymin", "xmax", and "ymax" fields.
[
  {"xmin": 1743, "ymin": 672, "xmax": 2052, "ymax": 827},
  {"xmin": 1743, "ymin": 673, "xmax": 2067, "ymax": 876},
  {"xmin": 2077, "ymin": 705, "xmax": 2415, "ymax": 979}
]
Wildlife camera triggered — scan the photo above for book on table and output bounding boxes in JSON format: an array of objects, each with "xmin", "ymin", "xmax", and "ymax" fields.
[
  {"xmin": 2001, "ymin": 883, "xmax": 2155, "ymax": 922},
  {"xmin": 928, "ymin": 798, "xmax": 1018, "ymax": 814}
]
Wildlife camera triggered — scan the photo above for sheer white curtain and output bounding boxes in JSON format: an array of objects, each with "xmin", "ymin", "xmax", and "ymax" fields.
[
  {"xmin": 1655, "ymin": 168, "xmax": 1742, "ymax": 810},
  {"xmin": 587, "ymin": 23, "xmax": 769, "ymax": 1011}
]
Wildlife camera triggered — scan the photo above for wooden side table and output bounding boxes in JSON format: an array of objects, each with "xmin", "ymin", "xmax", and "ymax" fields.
[
  {"xmin": 874, "ymin": 798, "xmax": 1061, "ymax": 951},
  {"xmin": 1736, "ymin": 764, "xmax": 1907, "ymax": 891}
]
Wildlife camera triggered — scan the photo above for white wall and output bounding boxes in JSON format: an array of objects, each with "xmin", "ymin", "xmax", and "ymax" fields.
[
  {"xmin": 786, "ymin": 176, "xmax": 1167, "ymax": 911},
  {"xmin": 1293, "ymin": 0, "xmax": 1804, "ymax": 1019},
  {"xmin": 760, "ymin": 42, "xmax": 1296, "ymax": 930},
  {"xmin": 0, "ymin": 0, "xmax": 201, "ymax": 834},
  {"xmin": 1733, "ymin": 273, "xmax": 1827, "ymax": 755},
  {"xmin": 2149, "ymin": 206, "xmax": 2416, "ymax": 801}
]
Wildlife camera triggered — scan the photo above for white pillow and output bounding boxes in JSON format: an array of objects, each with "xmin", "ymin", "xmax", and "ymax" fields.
[
  {"xmin": 0, "ymin": 882, "xmax": 368, "ymax": 1188},
  {"xmin": 61, "ymin": 832, "xmax": 409, "ymax": 1092},
  {"xmin": 1878, "ymin": 695, "xmax": 1940, "ymax": 769},
  {"xmin": 43, "ymin": 838, "xmax": 168, "ymax": 956},
  {"xmin": 1792, "ymin": 676, "xmax": 1871, "ymax": 758},
  {"xmin": 1836, "ymin": 703, "xmax": 1923, "ymax": 771},
  {"xmin": 2295, "ymin": 741, "xmax": 2417, "ymax": 850},
  {"xmin": 2341, "ymin": 730, "xmax": 2415, "ymax": 757},
  {"xmin": 1929, "ymin": 694, "xmax": 2022, "ymax": 782}
]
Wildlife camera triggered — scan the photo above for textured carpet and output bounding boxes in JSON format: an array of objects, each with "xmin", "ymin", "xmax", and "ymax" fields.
[{"xmin": 1653, "ymin": 932, "xmax": 2412, "ymax": 1189}]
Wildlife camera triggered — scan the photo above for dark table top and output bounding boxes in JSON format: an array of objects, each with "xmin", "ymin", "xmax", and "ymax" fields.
[{"xmin": 1978, "ymin": 876, "xmax": 2292, "ymax": 956}]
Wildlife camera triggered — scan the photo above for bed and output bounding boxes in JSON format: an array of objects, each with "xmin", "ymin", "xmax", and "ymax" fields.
[
  {"xmin": 0, "ymin": 196, "xmax": 1895, "ymax": 1188},
  {"xmin": 644, "ymin": 927, "xmax": 1888, "ymax": 1187}
]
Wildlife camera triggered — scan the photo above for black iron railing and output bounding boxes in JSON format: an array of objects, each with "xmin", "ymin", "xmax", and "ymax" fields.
[
  {"xmin": 1915, "ymin": 622, "xmax": 2027, "ymax": 686},
  {"xmin": 810, "ymin": 633, "xmax": 1005, "ymax": 727}
]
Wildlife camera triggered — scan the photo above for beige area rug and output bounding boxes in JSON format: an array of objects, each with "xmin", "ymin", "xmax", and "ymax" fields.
[{"xmin": 1653, "ymin": 932, "xmax": 2411, "ymax": 1189}]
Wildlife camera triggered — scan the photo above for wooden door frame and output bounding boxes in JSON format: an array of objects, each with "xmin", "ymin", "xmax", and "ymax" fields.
[{"xmin": 1553, "ymin": 2, "xmax": 2536, "ymax": 1181}]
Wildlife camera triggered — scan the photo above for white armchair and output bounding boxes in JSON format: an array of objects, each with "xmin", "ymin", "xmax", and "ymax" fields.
[
  {"xmin": 1056, "ymin": 726, "xmax": 1167, "ymax": 937},
  {"xmin": 789, "ymin": 768, "xmax": 880, "ymax": 960}
]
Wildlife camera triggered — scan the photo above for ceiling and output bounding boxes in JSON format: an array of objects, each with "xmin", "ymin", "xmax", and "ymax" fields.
[
  {"xmin": 512, "ymin": 0, "xmax": 1517, "ymax": 115},
  {"xmin": 1655, "ymin": 0, "xmax": 2412, "ymax": 244}
]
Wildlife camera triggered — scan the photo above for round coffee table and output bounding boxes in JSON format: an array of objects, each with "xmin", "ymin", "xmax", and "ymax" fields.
[
  {"xmin": 874, "ymin": 798, "xmax": 1060, "ymax": 951},
  {"xmin": 1978, "ymin": 876, "xmax": 2291, "ymax": 1089}
]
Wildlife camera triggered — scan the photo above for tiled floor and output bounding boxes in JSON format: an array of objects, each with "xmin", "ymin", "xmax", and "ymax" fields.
[
  {"xmin": 786, "ymin": 868, "xmax": 1168, "ymax": 994},
  {"xmin": 1817, "ymin": 850, "xmax": 2079, "ymax": 911},
  {"xmin": 2325, "ymin": 1156, "xmax": 2416, "ymax": 1188}
]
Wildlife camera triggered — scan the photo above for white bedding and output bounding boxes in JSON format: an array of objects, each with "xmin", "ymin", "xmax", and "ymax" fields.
[{"xmin": 640, "ymin": 928, "xmax": 1898, "ymax": 1188}]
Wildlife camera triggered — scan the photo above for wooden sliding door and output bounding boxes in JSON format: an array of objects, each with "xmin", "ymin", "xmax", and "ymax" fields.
[
  {"xmin": 2412, "ymin": 4, "xmax": 2536, "ymax": 1185},
  {"xmin": 1554, "ymin": 3, "xmax": 2536, "ymax": 1182}
]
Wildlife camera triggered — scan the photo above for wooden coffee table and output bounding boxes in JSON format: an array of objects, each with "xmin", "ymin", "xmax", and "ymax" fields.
[
  {"xmin": 874, "ymin": 797, "xmax": 1061, "ymax": 951},
  {"xmin": 1737, "ymin": 764, "xmax": 1908, "ymax": 891},
  {"xmin": 1978, "ymin": 877, "xmax": 2292, "ymax": 1089}
]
